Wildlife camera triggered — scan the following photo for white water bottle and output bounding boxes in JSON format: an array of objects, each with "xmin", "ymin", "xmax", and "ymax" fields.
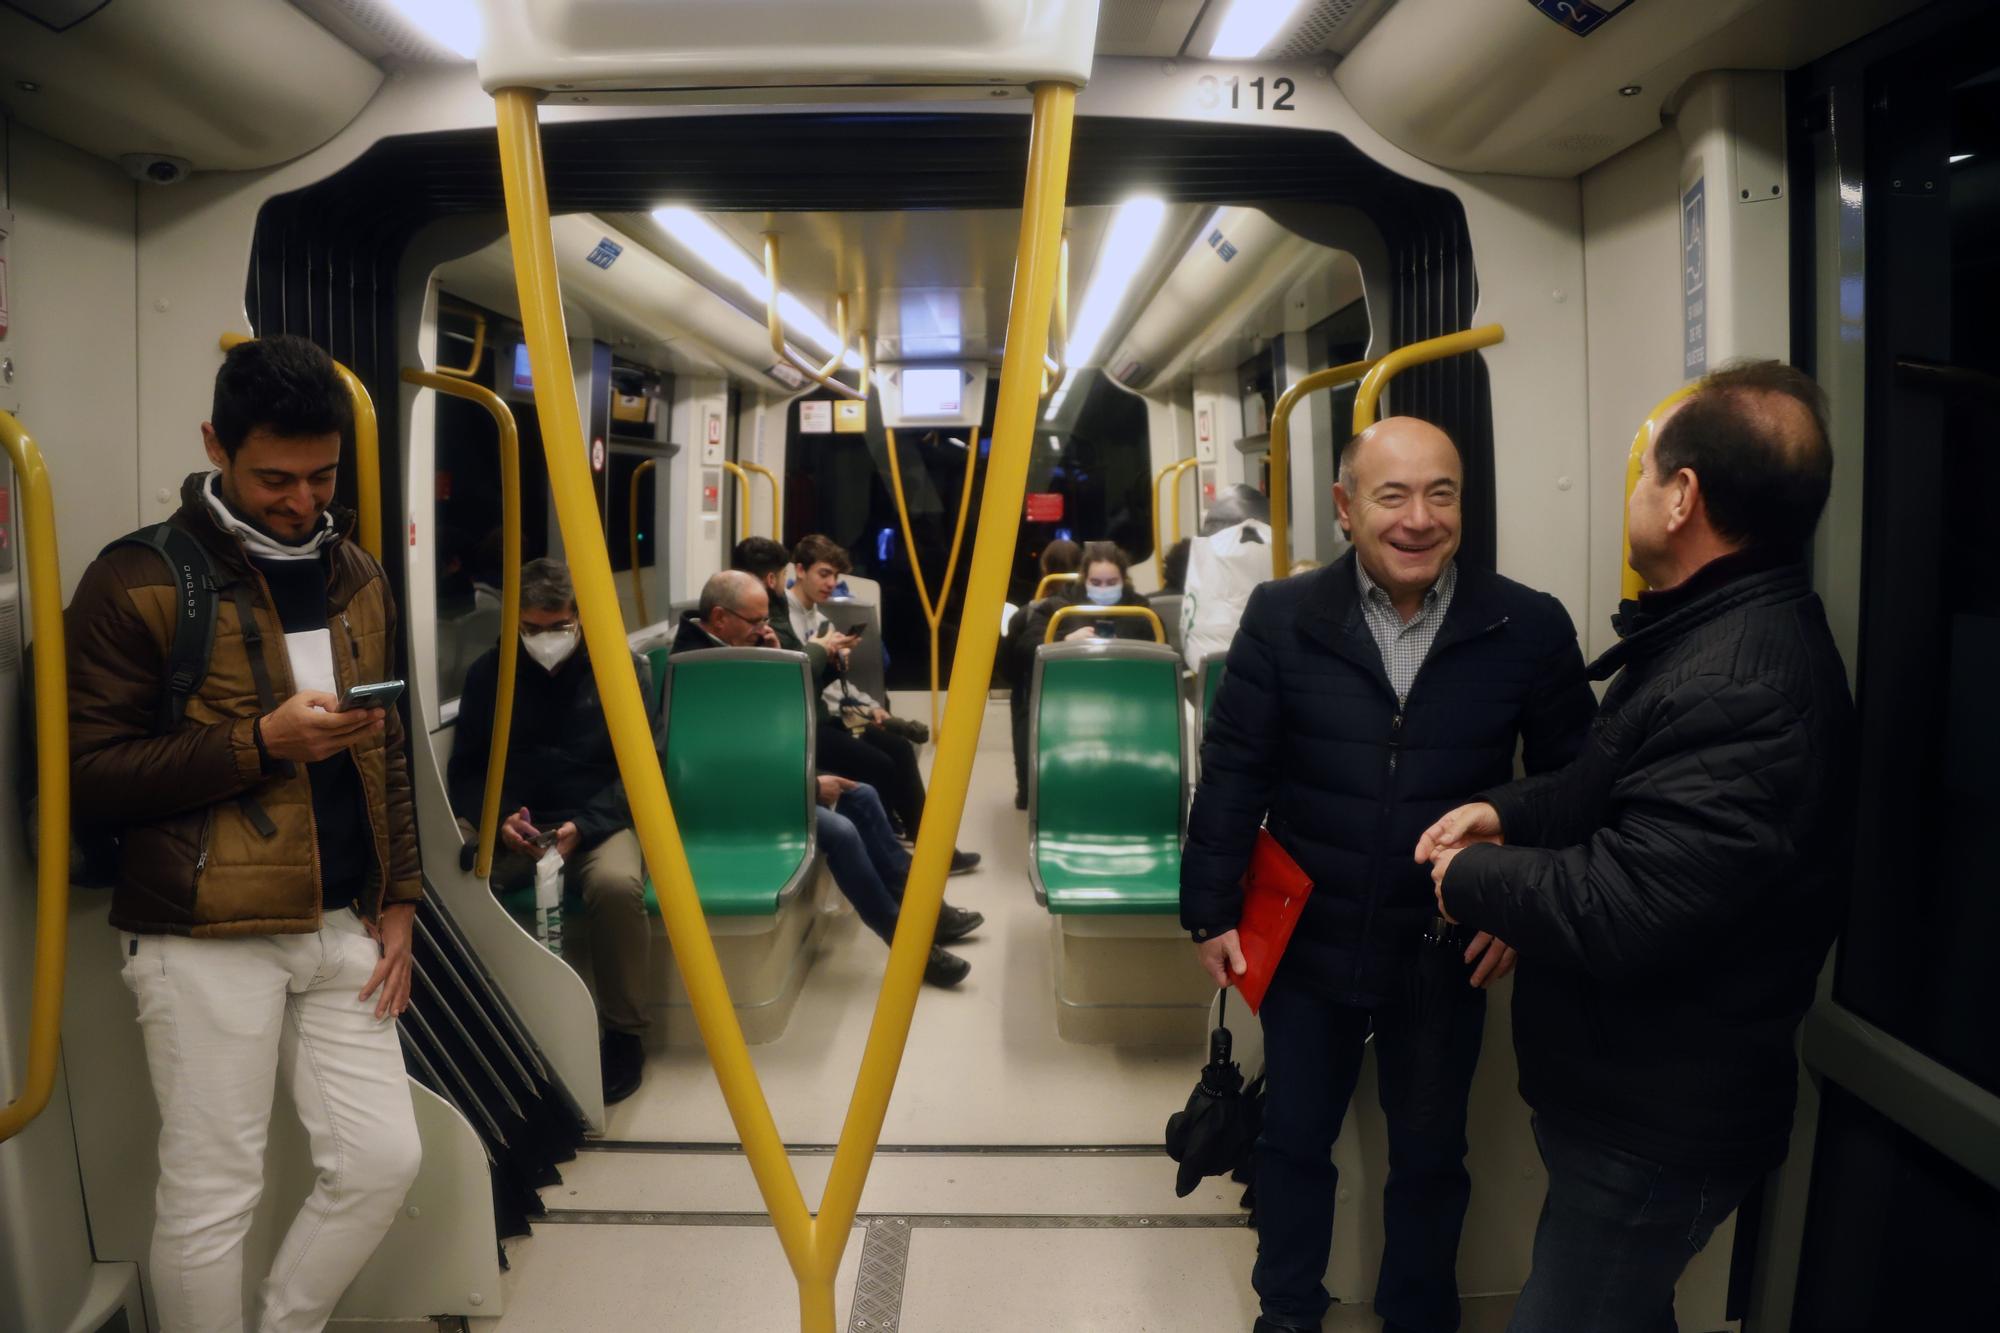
[{"xmin": 534, "ymin": 845, "xmax": 565, "ymax": 957}]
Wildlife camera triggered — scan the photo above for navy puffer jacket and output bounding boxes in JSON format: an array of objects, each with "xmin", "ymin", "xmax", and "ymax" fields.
[{"xmin": 1181, "ymin": 553, "xmax": 1595, "ymax": 1003}]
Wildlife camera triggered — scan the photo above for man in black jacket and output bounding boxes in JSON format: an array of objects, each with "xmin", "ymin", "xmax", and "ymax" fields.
[
  {"xmin": 1420, "ymin": 361, "xmax": 1855, "ymax": 1333},
  {"xmin": 449, "ymin": 557, "xmax": 661, "ymax": 1103},
  {"xmin": 1182, "ymin": 418, "xmax": 1596, "ymax": 1333}
]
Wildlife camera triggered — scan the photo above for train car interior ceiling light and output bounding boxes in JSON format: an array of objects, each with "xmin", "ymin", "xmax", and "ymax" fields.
[
  {"xmin": 1209, "ymin": 0, "xmax": 1308, "ymax": 59},
  {"xmin": 380, "ymin": 0, "xmax": 481, "ymax": 60},
  {"xmin": 651, "ymin": 206, "xmax": 861, "ymax": 368},
  {"xmin": 1065, "ymin": 195, "xmax": 1169, "ymax": 370}
]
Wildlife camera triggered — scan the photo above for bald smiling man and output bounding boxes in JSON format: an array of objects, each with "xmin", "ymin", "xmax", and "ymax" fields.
[{"xmin": 1182, "ymin": 416, "xmax": 1597, "ymax": 1333}]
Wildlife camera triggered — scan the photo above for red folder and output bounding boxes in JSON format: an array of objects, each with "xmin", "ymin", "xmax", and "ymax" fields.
[{"xmin": 1235, "ymin": 828, "xmax": 1314, "ymax": 1014}]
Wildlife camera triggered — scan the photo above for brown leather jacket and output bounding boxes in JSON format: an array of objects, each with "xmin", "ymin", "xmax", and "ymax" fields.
[{"xmin": 66, "ymin": 473, "xmax": 422, "ymax": 936}]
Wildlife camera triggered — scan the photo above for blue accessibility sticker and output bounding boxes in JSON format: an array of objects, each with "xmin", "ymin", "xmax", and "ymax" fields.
[
  {"xmin": 585, "ymin": 237, "xmax": 623, "ymax": 270},
  {"xmin": 1526, "ymin": 0, "xmax": 1638, "ymax": 37}
]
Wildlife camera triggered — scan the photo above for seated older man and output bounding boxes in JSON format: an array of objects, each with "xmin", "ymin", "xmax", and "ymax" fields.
[{"xmin": 674, "ymin": 571, "xmax": 980, "ymax": 987}]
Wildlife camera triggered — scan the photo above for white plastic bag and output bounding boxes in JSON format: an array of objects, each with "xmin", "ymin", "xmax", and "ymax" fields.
[
  {"xmin": 534, "ymin": 846, "xmax": 566, "ymax": 957},
  {"xmin": 1180, "ymin": 519, "xmax": 1274, "ymax": 669}
]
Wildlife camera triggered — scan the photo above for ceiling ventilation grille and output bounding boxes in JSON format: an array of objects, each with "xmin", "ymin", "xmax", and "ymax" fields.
[
  {"xmin": 1275, "ymin": 0, "xmax": 1384, "ymax": 59},
  {"xmin": 287, "ymin": 0, "xmax": 455, "ymax": 62}
]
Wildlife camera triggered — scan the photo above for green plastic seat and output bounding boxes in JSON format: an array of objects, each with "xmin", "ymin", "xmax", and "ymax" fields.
[
  {"xmin": 1029, "ymin": 642, "xmax": 1186, "ymax": 914},
  {"xmin": 662, "ymin": 648, "xmax": 817, "ymax": 914}
]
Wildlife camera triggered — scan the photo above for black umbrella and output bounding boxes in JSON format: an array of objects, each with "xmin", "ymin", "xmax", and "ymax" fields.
[{"xmin": 1164, "ymin": 988, "xmax": 1261, "ymax": 1198}]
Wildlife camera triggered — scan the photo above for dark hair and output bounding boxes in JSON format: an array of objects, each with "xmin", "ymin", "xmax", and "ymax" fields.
[
  {"xmin": 519, "ymin": 557, "xmax": 574, "ymax": 613},
  {"xmin": 1074, "ymin": 541, "xmax": 1133, "ymax": 598},
  {"xmin": 1161, "ymin": 538, "xmax": 1191, "ymax": 593},
  {"xmin": 792, "ymin": 533, "xmax": 851, "ymax": 575},
  {"xmin": 1652, "ymin": 359, "xmax": 1833, "ymax": 552},
  {"xmin": 1039, "ymin": 539, "xmax": 1082, "ymax": 577},
  {"xmin": 732, "ymin": 536, "xmax": 790, "ymax": 583},
  {"xmin": 210, "ymin": 334, "xmax": 352, "ymax": 458}
]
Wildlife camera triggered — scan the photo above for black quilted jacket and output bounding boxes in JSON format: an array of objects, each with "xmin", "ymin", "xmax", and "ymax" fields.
[
  {"xmin": 1180, "ymin": 554, "xmax": 1595, "ymax": 1003},
  {"xmin": 1447, "ymin": 551, "xmax": 1856, "ymax": 1170}
]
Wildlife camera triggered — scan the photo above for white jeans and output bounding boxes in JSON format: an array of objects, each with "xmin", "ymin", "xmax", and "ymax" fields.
[{"xmin": 120, "ymin": 909, "xmax": 422, "ymax": 1333}]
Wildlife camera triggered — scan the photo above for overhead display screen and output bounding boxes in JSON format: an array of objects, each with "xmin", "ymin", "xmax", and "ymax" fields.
[
  {"xmin": 879, "ymin": 363, "xmax": 986, "ymax": 430},
  {"xmin": 900, "ymin": 367, "xmax": 962, "ymax": 417}
]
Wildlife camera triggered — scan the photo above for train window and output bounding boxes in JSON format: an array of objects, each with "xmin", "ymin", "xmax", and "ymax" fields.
[
  {"xmin": 1837, "ymin": 47, "xmax": 2000, "ymax": 1097},
  {"xmin": 1790, "ymin": 1084, "xmax": 1997, "ymax": 1330}
]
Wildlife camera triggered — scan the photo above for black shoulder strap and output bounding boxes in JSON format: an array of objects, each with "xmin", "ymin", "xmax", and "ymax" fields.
[{"xmin": 105, "ymin": 524, "xmax": 221, "ymax": 733}]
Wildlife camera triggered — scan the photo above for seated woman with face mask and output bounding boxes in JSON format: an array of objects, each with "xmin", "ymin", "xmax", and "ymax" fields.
[{"xmin": 1021, "ymin": 541, "xmax": 1160, "ymax": 648}]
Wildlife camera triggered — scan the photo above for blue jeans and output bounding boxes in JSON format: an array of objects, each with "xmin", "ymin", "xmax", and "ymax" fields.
[
  {"xmin": 1507, "ymin": 1116, "xmax": 1757, "ymax": 1333},
  {"xmin": 817, "ymin": 784, "xmax": 911, "ymax": 942},
  {"xmin": 1251, "ymin": 967, "xmax": 1487, "ymax": 1332}
]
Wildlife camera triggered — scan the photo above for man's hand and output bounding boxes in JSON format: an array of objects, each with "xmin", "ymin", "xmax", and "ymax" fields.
[
  {"xmin": 1196, "ymin": 929, "xmax": 1248, "ymax": 989},
  {"xmin": 814, "ymin": 624, "xmax": 860, "ymax": 656},
  {"xmin": 360, "ymin": 902, "xmax": 415, "ymax": 1020},
  {"xmin": 1415, "ymin": 801, "xmax": 1503, "ymax": 863},
  {"xmin": 1463, "ymin": 931, "xmax": 1518, "ymax": 988},
  {"xmin": 260, "ymin": 691, "xmax": 383, "ymax": 763},
  {"xmin": 1431, "ymin": 845, "xmax": 1464, "ymax": 923},
  {"xmin": 499, "ymin": 807, "xmax": 541, "ymax": 856},
  {"xmin": 869, "ymin": 706, "xmax": 891, "ymax": 725},
  {"xmin": 554, "ymin": 821, "xmax": 580, "ymax": 860},
  {"xmin": 816, "ymin": 774, "xmax": 857, "ymax": 808},
  {"xmin": 754, "ymin": 624, "xmax": 781, "ymax": 649},
  {"xmin": 1063, "ymin": 625, "xmax": 1097, "ymax": 643}
]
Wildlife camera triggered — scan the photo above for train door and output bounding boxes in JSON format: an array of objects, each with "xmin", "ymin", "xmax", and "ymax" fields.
[{"xmin": 1753, "ymin": 4, "xmax": 2000, "ymax": 1327}]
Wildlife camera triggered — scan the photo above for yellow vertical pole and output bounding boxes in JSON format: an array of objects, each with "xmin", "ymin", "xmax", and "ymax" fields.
[
  {"xmin": 491, "ymin": 86, "xmax": 821, "ymax": 1306},
  {"xmin": 740, "ymin": 460, "xmax": 781, "ymax": 538},
  {"xmin": 720, "ymin": 459, "xmax": 753, "ymax": 535},
  {"xmin": 402, "ymin": 370, "xmax": 521, "ymax": 882},
  {"xmin": 1168, "ymin": 456, "xmax": 1198, "ymax": 548},
  {"xmin": 883, "ymin": 426, "xmax": 981, "ymax": 739},
  {"xmin": 0, "ymin": 411, "xmax": 68, "ymax": 1145},
  {"xmin": 812, "ymin": 81, "xmax": 1076, "ymax": 1283},
  {"xmin": 1267, "ymin": 358, "xmax": 1378, "ymax": 580}
]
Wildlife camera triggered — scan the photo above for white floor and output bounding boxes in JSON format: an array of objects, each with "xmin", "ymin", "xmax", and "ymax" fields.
[{"xmin": 470, "ymin": 693, "xmax": 1541, "ymax": 1332}]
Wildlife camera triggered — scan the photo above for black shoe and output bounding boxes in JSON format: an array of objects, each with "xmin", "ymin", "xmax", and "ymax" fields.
[
  {"xmin": 936, "ymin": 903, "xmax": 984, "ymax": 944},
  {"xmin": 923, "ymin": 946, "xmax": 971, "ymax": 988},
  {"xmin": 948, "ymin": 849, "xmax": 982, "ymax": 876},
  {"xmin": 600, "ymin": 1030, "xmax": 644, "ymax": 1105}
]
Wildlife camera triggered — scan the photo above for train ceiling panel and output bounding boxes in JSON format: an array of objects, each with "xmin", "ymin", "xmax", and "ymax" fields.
[{"xmin": 0, "ymin": 0, "xmax": 383, "ymax": 172}]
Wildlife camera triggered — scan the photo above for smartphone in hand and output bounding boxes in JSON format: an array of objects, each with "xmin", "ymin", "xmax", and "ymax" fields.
[{"xmin": 337, "ymin": 678, "xmax": 405, "ymax": 712}]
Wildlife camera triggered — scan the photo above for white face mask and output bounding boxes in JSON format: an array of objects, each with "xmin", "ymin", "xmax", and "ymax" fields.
[
  {"xmin": 522, "ymin": 627, "xmax": 581, "ymax": 673},
  {"xmin": 1085, "ymin": 582, "xmax": 1122, "ymax": 606}
]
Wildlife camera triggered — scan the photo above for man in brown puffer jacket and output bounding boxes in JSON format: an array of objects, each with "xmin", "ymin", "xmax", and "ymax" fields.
[{"xmin": 66, "ymin": 334, "xmax": 421, "ymax": 1333}]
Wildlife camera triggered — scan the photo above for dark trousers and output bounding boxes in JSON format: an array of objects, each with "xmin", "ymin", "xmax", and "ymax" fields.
[
  {"xmin": 817, "ymin": 721, "xmax": 927, "ymax": 836},
  {"xmin": 1507, "ymin": 1116, "xmax": 1757, "ymax": 1333},
  {"xmin": 816, "ymin": 784, "xmax": 912, "ymax": 942},
  {"xmin": 1010, "ymin": 680, "xmax": 1032, "ymax": 802},
  {"xmin": 1252, "ymin": 969, "xmax": 1487, "ymax": 1332}
]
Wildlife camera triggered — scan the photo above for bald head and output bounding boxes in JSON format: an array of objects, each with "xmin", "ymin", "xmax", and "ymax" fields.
[
  {"xmin": 1338, "ymin": 417, "xmax": 1462, "ymax": 494},
  {"xmin": 698, "ymin": 570, "xmax": 771, "ymax": 647},
  {"xmin": 1333, "ymin": 416, "xmax": 1464, "ymax": 614}
]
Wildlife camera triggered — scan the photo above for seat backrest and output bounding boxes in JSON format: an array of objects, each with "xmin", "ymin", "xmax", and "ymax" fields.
[
  {"xmin": 662, "ymin": 648, "xmax": 816, "ymax": 905},
  {"xmin": 1193, "ymin": 649, "xmax": 1229, "ymax": 780},
  {"xmin": 1031, "ymin": 642, "xmax": 1186, "ymax": 846},
  {"xmin": 1149, "ymin": 592, "xmax": 1186, "ymax": 657}
]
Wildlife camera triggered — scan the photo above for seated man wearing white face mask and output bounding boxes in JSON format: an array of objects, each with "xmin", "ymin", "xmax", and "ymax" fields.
[{"xmin": 448, "ymin": 557, "xmax": 660, "ymax": 1103}]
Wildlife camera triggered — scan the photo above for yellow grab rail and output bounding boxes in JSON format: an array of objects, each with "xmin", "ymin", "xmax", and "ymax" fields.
[
  {"xmin": 629, "ymin": 458, "xmax": 658, "ymax": 623},
  {"xmin": 1044, "ymin": 602, "xmax": 1166, "ymax": 644},
  {"xmin": 220, "ymin": 332, "xmax": 383, "ymax": 560},
  {"xmin": 1151, "ymin": 457, "xmax": 1199, "ymax": 582},
  {"xmin": 762, "ymin": 235, "xmax": 863, "ymax": 401},
  {"xmin": 437, "ymin": 305, "xmax": 488, "ymax": 380},
  {"xmin": 0, "ymin": 411, "xmax": 69, "ymax": 1145},
  {"xmin": 403, "ymin": 369, "xmax": 521, "ymax": 882},
  {"xmin": 1268, "ymin": 358, "xmax": 1379, "ymax": 580},
  {"xmin": 1351, "ymin": 325, "xmax": 1506, "ymax": 434},
  {"xmin": 1033, "ymin": 570, "xmax": 1078, "ymax": 602},
  {"xmin": 494, "ymin": 81, "xmax": 1076, "ymax": 1331},
  {"xmin": 883, "ymin": 426, "xmax": 981, "ymax": 737},
  {"xmin": 719, "ymin": 459, "xmax": 754, "ymax": 534},
  {"xmin": 1621, "ymin": 386, "xmax": 1697, "ymax": 600},
  {"xmin": 740, "ymin": 460, "xmax": 781, "ymax": 538}
]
